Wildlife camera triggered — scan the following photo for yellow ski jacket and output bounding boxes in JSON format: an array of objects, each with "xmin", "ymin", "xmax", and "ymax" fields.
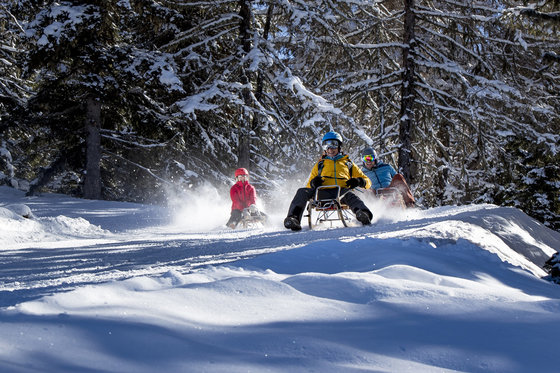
[{"xmin": 305, "ymin": 154, "xmax": 372, "ymax": 190}]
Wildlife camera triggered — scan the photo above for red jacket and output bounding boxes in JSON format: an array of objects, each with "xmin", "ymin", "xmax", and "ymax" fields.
[{"xmin": 230, "ymin": 180, "xmax": 256, "ymax": 211}]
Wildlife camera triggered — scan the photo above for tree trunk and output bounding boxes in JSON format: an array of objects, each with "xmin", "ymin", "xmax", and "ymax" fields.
[
  {"xmin": 398, "ymin": 0, "xmax": 416, "ymax": 182},
  {"xmin": 254, "ymin": 4, "xmax": 273, "ymax": 104},
  {"xmin": 83, "ymin": 96, "xmax": 102, "ymax": 199},
  {"xmin": 237, "ymin": 0, "xmax": 253, "ymax": 170},
  {"xmin": 248, "ymin": 4, "xmax": 274, "ymax": 168}
]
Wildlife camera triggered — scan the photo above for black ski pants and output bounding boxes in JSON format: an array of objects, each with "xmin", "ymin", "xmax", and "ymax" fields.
[{"xmin": 286, "ymin": 187, "xmax": 372, "ymax": 223}]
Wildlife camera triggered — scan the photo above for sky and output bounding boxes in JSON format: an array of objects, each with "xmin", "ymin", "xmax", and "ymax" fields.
[{"xmin": 1, "ymin": 185, "xmax": 560, "ymax": 373}]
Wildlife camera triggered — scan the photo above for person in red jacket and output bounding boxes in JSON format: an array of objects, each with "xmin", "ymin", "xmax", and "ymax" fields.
[{"xmin": 226, "ymin": 168, "xmax": 262, "ymax": 228}]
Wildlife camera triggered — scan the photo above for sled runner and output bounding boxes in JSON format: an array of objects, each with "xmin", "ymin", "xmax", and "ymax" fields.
[
  {"xmin": 306, "ymin": 185, "xmax": 354, "ymax": 229},
  {"xmin": 374, "ymin": 187, "xmax": 406, "ymax": 209}
]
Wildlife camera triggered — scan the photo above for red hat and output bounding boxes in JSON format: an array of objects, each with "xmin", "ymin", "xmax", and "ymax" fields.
[{"xmin": 235, "ymin": 168, "xmax": 249, "ymax": 177}]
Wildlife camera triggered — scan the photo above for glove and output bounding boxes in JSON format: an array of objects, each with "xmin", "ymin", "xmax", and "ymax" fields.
[
  {"xmin": 310, "ymin": 176, "xmax": 323, "ymax": 189},
  {"xmin": 346, "ymin": 177, "xmax": 365, "ymax": 189},
  {"xmin": 248, "ymin": 204, "xmax": 258, "ymax": 214}
]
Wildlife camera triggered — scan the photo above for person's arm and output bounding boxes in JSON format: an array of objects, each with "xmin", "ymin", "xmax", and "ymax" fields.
[
  {"xmin": 246, "ymin": 184, "xmax": 257, "ymax": 206},
  {"xmin": 230, "ymin": 184, "xmax": 243, "ymax": 210},
  {"xmin": 305, "ymin": 163, "xmax": 320, "ymax": 188},
  {"xmin": 353, "ymin": 165, "xmax": 372, "ymax": 190}
]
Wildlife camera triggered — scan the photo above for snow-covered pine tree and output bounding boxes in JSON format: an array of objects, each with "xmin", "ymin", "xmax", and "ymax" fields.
[
  {"xmin": 21, "ymin": 1, "xmax": 188, "ymax": 202},
  {"xmin": 0, "ymin": 2, "xmax": 33, "ymax": 190},
  {"xmin": 496, "ymin": 0, "xmax": 560, "ymax": 230},
  {"xmin": 162, "ymin": 0, "xmax": 353, "ymax": 193},
  {"xmin": 22, "ymin": 1, "xmax": 123, "ymax": 198},
  {"xmin": 2, "ymin": 0, "xmax": 558, "ymax": 229}
]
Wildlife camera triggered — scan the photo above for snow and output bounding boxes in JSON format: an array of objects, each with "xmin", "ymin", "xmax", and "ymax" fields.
[
  {"xmin": 176, "ymin": 83, "xmax": 222, "ymax": 115},
  {"xmin": 156, "ymin": 61, "xmax": 184, "ymax": 92},
  {"xmin": 277, "ymin": 71, "xmax": 342, "ymax": 115},
  {"xmin": 1, "ymin": 185, "xmax": 560, "ymax": 373},
  {"xmin": 30, "ymin": 4, "xmax": 94, "ymax": 47}
]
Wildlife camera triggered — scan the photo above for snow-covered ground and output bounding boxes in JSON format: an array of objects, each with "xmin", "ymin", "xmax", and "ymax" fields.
[{"xmin": 1, "ymin": 185, "xmax": 559, "ymax": 373}]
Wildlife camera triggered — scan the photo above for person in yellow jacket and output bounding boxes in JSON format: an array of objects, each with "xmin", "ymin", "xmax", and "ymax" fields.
[{"xmin": 284, "ymin": 131, "xmax": 373, "ymax": 231}]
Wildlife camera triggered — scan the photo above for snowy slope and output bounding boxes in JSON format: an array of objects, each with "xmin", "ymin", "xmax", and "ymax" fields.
[{"xmin": 1, "ymin": 186, "xmax": 559, "ymax": 373}]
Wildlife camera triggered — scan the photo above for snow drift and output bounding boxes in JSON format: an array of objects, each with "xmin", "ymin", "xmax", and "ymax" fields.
[{"xmin": 1, "ymin": 186, "xmax": 559, "ymax": 373}]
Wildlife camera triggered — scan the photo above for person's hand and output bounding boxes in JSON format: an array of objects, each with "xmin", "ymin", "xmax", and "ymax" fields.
[
  {"xmin": 248, "ymin": 204, "xmax": 258, "ymax": 214},
  {"xmin": 310, "ymin": 176, "xmax": 323, "ymax": 189},
  {"xmin": 346, "ymin": 177, "xmax": 365, "ymax": 189}
]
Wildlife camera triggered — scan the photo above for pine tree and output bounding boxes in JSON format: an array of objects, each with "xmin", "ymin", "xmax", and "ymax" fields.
[
  {"xmin": 22, "ymin": 1, "xmax": 188, "ymax": 201},
  {"xmin": 3, "ymin": 0, "xmax": 559, "ymax": 229},
  {"xmin": 0, "ymin": 2, "xmax": 32, "ymax": 189}
]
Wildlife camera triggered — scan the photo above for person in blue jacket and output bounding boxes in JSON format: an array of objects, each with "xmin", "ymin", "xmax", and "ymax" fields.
[{"xmin": 360, "ymin": 147, "xmax": 416, "ymax": 207}]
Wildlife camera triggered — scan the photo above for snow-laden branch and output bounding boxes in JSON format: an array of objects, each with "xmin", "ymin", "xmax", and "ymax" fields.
[
  {"xmin": 0, "ymin": 3, "xmax": 25, "ymax": 33},
  {"xmin": 102, "ymin": 149, "xmax": 173, "ymax": 186},
  {"xmin": 100, "ymin": 132, "xmax": 179, "ymax": 148},
  {"xmin": 162, "ymin": 13, "xmax": 240, "ymax": 51},
  {"xmin": 520, "ymin": 9, "xmax": 560, "ymax": 21},
  {"xmin": 416, "ymin": 25, "xmax": 488, "ymax": 67},
  {"xmin": 503, "ymin": 5, "xmax": 560, "ymax": 21},
  {"xmin": 340, "ymin": 69, "xmax": 403, "ymax": 92},
  {"xmin": 175, "ymin": 80, "xmax": 244, "ymax": 116},
  {"xmin": 276, "ymin": 69, "xmax": 341, "ymax": 116}
]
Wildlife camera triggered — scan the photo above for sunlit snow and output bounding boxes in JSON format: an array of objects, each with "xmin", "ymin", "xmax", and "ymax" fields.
[{"xmin": 1, "ymin": 185, "xmax": 559, "ymax": 373}]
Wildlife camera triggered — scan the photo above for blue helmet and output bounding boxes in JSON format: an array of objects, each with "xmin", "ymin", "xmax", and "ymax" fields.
[{"xmin": 322, "ymin": 131, "xmax": 343, "ymax": 147}]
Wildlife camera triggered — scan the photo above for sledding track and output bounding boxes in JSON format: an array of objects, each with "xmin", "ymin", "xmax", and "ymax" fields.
[
  {"xmin": 0, "ymin": 225, "xmax": 380, "ymax": 307},
  {"xmin": 1, "ymin": 193, "xmax": 555, "ymax": 309}
]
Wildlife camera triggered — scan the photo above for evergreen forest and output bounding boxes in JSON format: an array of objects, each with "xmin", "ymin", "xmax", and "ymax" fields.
[{"xmin": 1, "ymin": 0, "xmax": 559, "ymax": 230}]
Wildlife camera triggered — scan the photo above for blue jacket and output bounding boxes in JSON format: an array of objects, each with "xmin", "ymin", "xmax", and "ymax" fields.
[{"xmin": 361, "ymin": 162, "xmax": 396, "ymax": 190}]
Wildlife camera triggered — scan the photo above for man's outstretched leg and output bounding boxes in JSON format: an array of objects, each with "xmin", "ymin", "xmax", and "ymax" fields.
[
  {"xmin": 284, "ymin": 187, "xmax": 314, "ymax": 231},
  {"xmin": 341, "ymin": 190, "xmax": 373, "ymax": 225}
]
